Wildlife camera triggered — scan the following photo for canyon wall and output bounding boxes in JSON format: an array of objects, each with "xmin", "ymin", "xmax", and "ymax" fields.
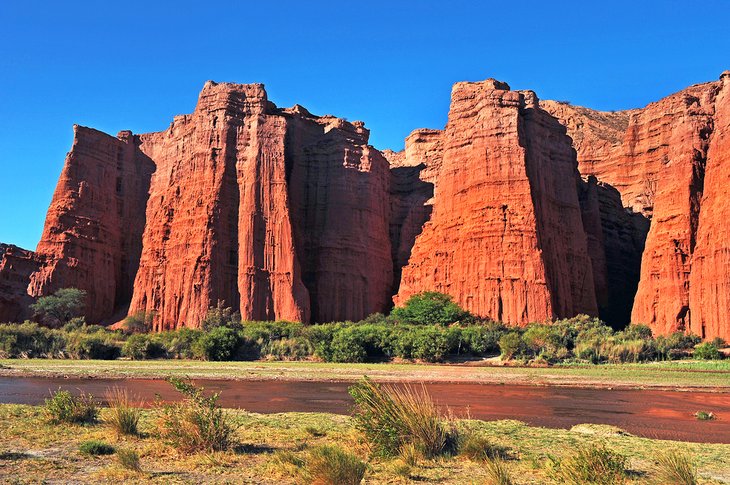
[{"xmin": 2, "ymin": 73, "xmax": 730, "ymax": 339}]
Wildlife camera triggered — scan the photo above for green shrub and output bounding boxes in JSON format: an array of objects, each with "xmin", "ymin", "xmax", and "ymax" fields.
[
  {"xmin": 261, "ymin": 337, "xmax": 314, "ymax": 360},
  {"xmin": 193, "ymin": 326, "xmax": 242, "ymax": 361},
  {"xmin": 693, "ymin": 342, "xmax": 723, "ymax": 360},
  {"xmin": 157, "ymin": 328, "xmax": 203, "ymax": 359},
  {"xmin": 654, "ymin": 450, "xmax": 697, "ymax": 485},
  {"xmin": 116, "ymin": 448, "xmax": 142, "ymax": 471},
  {"xmin": 156, "ymin": 377, "xmax": 237, "ymax": 452},
  {"xmin": 550, "ymin": 444, "xmax": 627, "ymax": 484},
  {"xmin": 79, "ymin": 440, "xmax": 115, "ymax": 456},
  {"xmin": 459, "ymin": 323, "xmax": 506, "ymax": 355},
  {"xmin": 66, "ymin": 332, "xmax": 121, "ymax": 359},
  {"xmin": 391, "ymin": 291, "xmax": 469, "ymax": 325},
  {"xmin": 105, "ymin": 387, "xmax": 141, "ymax": 436},
  {"xmin": 329, "ymin": 328, "xmax": 368, "ymax": 363},
  {"xmin": 655, "ymin": 332, "xmax": 701, "ymax": 361},
  {"xmin": 306, "ymin": 445, "xmax": 366, "ymax": 485},
  {"xmin": 349, "ymin": 377, "xmax": 456, "ymax": 458},
  {"xmin": 121, "ymin": 311, "xmax": 154, "ymax": 334},
  {"xmin": 0, "ymin": 322, "xmax": 66, "ymax": 358},
  {"xmin": 499, "ymin": 332, "xmax": 525, "ymax": 360},
  {"xmin": 694, "ymin": 411, "xmax": 715, "ymax": 420},
  {"xmin": 44, "ymin": 389, "xmax": 99, "ymax": 424},
  {"xmin": 201, "ymin": 301, "xmax": 241, "ymax": 331},
  {"xmin": 30, "ymin": 287, "xmax": 87, "ymax": 327},
  {"xmin": 122, "ymin": 334, "xmax": 166, "ymax": 360}
]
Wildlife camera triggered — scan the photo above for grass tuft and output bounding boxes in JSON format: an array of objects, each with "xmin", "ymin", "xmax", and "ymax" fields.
[
  {"xmin": 79, "ymin": 439, "xmax": 114, "ymax": 456},
  {"xmin": 655, "ymin": 450, "xmax": 697, "ymax": 485},
  {"xmin": 116, "ymin": 448, "xmax": 141, "ymax": 471},
  {"xmin": 348, "ymin": 377, "xmax": 457, "ymax": 458},
  {"xmin": 306, "ymin": 445, "xmax": 366, "ymax": 485},
  {"xmin": 484, "ymin": 457, "xmax": 513, "ymax": 485},
  {"xmin": 105, "ymin": 387, "xmax": 141, "ymax": 436},
  {"xmin": 459, "ymin": 433, "xmax": 511, "ymax": 462},
  {"xmin": 44, "ymin": 389, "xmax": 99, "ymax": 424},
  {"xmin": 155, "ymin": 377, "xmax": 238, "ymax": 453},
  {"xmin": 549, "ymin": 444, "xmax": 628, "ymax": 484}
]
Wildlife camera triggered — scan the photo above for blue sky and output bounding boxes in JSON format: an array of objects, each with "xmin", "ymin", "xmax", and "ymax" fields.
[{"xmin": 1, "ymin": 0, "xmax": 728, "ymax": 249}]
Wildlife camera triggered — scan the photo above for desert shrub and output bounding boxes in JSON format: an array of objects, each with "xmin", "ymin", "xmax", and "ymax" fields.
[
  {"xmin": 459, "ymin": 322, "xmax": 506, "ymax": 355},
  {"xmin": 306, "ymin": 445, "xmax": 366, "ymax": 485},
  {"xmin": 550, "ymin": 444, "xmax": 627, "ymax": 485},
  {"xmin": 61, "ymin": 317, "xmax": 87, "ymax": 332},
  {"xmin": 116, "ymin": 448, "xmax": 142, "ymax": 471},
  {"xmin": 484, "ymin": 457, "xmax": 513, "ymax": 485},
  {"xmin": 655, "ymin": 332, "xmax": 701, "ymax": 361},
  {"xmin": 458, "ymin": 433, "xmax": 510, "ymax": 462},
  {"xmin": 156, "ymin": 377, "xmax": 237, "ymax": 452},
  {"xmin": 105, "ymin": 387, "xmax": 141, "ymax": 436},
  {"xmin": 45, "ymin": 390, "xmax": 99, "ymax": 424},
  {"xmin": 121, "ymin": 311, "xmax": 154, "ymax": 334},
  {"xmin": 328, "ymin": 328, "xmax": 368, "ymax": 363},
  {"xmin": 348, "ymin": 377, "xmax": 457, "ymax": 458},
  {"xmin": 694, "ymin": 411, "xmax": 715, "ymax": 420},
  {"xmin": 193, "ymin": 326, "xmax": 242, "ymax": 361},
  {"xmin": 521, "ymin": 324, "xmax": 570, "ymax": 361},
  {"xmin": 66, "ymin": 332, "xmax": 121, "ymax": 359},
  {"xmin": 499, "ymin": 332, "xmax": 526, "ymax": 361},
  {"xmin": 621, "ymin": 324, "xmax": 653, "ymax": 340},
  {"xmin": 391, "ymin": 291, "xmax": 469, "ymax": 325},
  {"xmin": 408, "ymin": 326, "xmax": 456, "ymax": 362},
  {"xmin": 201, "ymin": 301, "xmax": 241, "ymax": 331},
  {"xmin": 122, "ymin": 334, "xmax": 166, "ymax": 360},
  {"xmin": 30, "ymin": 288, "xmax": 86, "ymax": 327},
  {"xmin": 693, "ymin": 342, "xmax": 723, "ymax": 360},
  {"xmin": 0, "ymin": 321, "xmax": 66, "ymax": 358},
  {"xmin": 79, "ymin": 440, "xmax": 115, "ymax": 456},
  {"xmin": 261, "ymin": 337, "xmax": 314, "ymax": 360},
  {"xmin": 157, "ymin": 328, "xmax": 203, "ymax": 359},
  {"xmin": 654, "ymin": 450, "xmax": 697, "ymax": 485}
]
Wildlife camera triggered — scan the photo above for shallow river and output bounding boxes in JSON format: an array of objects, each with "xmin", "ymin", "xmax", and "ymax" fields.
[{"xmin": 0, "ymin": 377, "xmax": 728, "ymax": 443}]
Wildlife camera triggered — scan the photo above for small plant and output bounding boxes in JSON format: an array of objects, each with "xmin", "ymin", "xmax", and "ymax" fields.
[
  {"xmin": 306, "ymin": 445, "xmax": 366, "ymax": 485},
  {"xmin": 654, "ymin": 451, "xmax": 697, "ymax": 485},
  {"xmin": 693, "ymin": 342, "xmax": 723, "ymax": 360},
  {"xmin": 398, "ymin": 442, "xmax": 422, "ymax": 466},
  {"xmin": 79, "ymin": 440, "xmax": 115, "ymax": 456},
  {"xmin": 694, "ymin": 411, "xmax": 716, "ymax": 421},
  {"xmin": 550, "ymin": 444, "xmax": 628, "ymax": 485},
  {"xmin": 459, "ymin": 433, "xmax": 510, "ymax": 462},
  {"xmin": 348, "ymin": 377, "xmax": 457, "ymax": 458},
  {"xmin": 484, "ymin": 457, "xmax": 513, "ymax": 485},
  {"xmin": 105, "ymin": 387, "xmax": 141, "ymax": 436},
  {"xmin": 156, "ymin": 377, "xmax": 237, "ymax": 452},
  {"xmin": 273, "ymin": 449, "xmax": 305, "ymax": 468},
  {"xmin": 44, "ymin": 389, "xmax": 99, "ymax": 424},
  {"xmin": 305, "ymin": 425, "xmax": 326, "ymax": 437},
  {"xmin": 116, "ymin": 448, "xmax": 142, "ymax": 471}
]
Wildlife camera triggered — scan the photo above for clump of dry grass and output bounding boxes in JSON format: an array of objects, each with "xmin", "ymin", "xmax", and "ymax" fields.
[
  {"xmin": 549, "ymin": 443, "xmax": 628, "ymax": 485},
  {"xmin": 116, "ymin": 448, "xmax": 142, "ymax": 472},
  {"xmin": 459, "ymin": 433, "xmax": 511, "ymax": 462},
  {"xmin": 654, "ymin": 450, "xmax": 697, "ymax": 485},
  {"xmin": 306, "ymin": 445, "xmax": 366, "ymax": 485},
  {"xmin": 348, "ymin": 377, "xmax": 457, "ymax": 458},
  {"xmin": 484, "ymin": 457, "xmax": 513, "ymax": 485},
  {"xmin": 105, "ymin": 387, "xmax": 141, "ymax": 436}
]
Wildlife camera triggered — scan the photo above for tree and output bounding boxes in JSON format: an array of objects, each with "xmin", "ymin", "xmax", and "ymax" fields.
[
  {"xmin": 31, "ymin": 288, "xmax": 86, "ymax": 327},
  {"xmin": 390, "ymin": 292, "xmax": 469, "ymax": 325}
]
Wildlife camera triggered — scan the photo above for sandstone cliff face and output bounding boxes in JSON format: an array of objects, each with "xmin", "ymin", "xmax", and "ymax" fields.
[
  {"xmin": 128, "ymin": 82, "xmax": 392, "ymax": 329},
  {"xmin": 26, "ymin": 126, "xmax": 154, "ymax": 323},
  {"xmin": 0, "ymin": 244, "xmax": 40, "ymax": 322},
  {"xmin": 689, "ymin": 72, "xmax": 730, "ymax": 341},
  {"xmin": 396, "ymin": 80, "xmax": 597, "ymax": 325}
]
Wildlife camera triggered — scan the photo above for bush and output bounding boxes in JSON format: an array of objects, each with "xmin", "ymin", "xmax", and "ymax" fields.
[
  {"xmin": 348, "ymin": 377, "xmax": 457, "ymax": 458},
  {"xmin": 66, "ymin": 332, "xmax": 121, "ymax": 359},
  {"xmin": 30, "ymin": 288, "xmax": 87, "ymax": 327},
  {"xmin": 44, "ymin": 389, "xmax": 99, "ymax": 424},
  {"xmin": 694, "ymin": 411, "xmax": 715, "ymax": 421},
  {"xmin": 117, "ymin": 448, "xmax": 142, "ymax": 472},
  {"xmin": 550, "ymin": 444, "xmax": 627, "ymax": 485},
  {"xmin": 158, "ymin": 328, "xmax": 203, "ymax": 359},
  {"xmin": 654, "ymin": 450, "xmax": 697, "ymax": 485},
  {"xmin": 306, "ymin": 445, "xmax": 366, "ymax": 485},
  {"xmin": 459, "ymin": 323, "xmax": 506, "ymax": 355},
  {"xmin": 0, "ymin": 322, "xmax": 66, "ymax": 358},
  {"xmin": 261, "ymin": 337, "xmax": 314, "ymax": 360},
  {"xmin": 391, "ymin": 292, "xmax": 469, "ymax": 325},
  {"xmin": 156, "ymin": 378, "xmax": 237, "ymax": 452},
  {"xmin": 105, "ymin": 387, "xmax": 141, "ymax": 436},
  {"xmin": 193, "ymin": 326, "xmax": 242, "ymax": 361},
  {"xmin": 499, "ymin": 332, "xmax": 525, "ymax": 361},
  {"xmin": 201, "ymin": 301, "xmax": 241, "ymax": 331},
  {"xmin": 79, "ymin": 440, "xmax": 115, "ymax": 456},
  {"xmin": 693, "ymin": 342, "xmax": 723, "ymax": 360},
  {"xmin": 121, "ymin": 311, "xmax": 154, "ymax": 334},
  {"xmin": 122, "ymin": 334, "xmax": 166, "ymax": 360}
]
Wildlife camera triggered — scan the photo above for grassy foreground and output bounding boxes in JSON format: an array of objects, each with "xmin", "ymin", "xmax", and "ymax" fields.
[
  {"xmin": 1, "ymin": 358, "xmax": 730, "ymax": 390},
  {"xmin": 0, "ymin": 403, "xmax": 728, "ymax": 484}
]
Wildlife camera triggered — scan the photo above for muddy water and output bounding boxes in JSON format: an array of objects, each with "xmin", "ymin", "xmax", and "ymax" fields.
[{"xmin": 0, "ymin": 377, "xmax": 728, "ymax": 443}]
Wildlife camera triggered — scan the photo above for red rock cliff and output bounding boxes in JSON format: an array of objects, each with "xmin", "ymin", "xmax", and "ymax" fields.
[{"xmin": 396, "ymin": 80, "xmax": 598, "ymax": 324}]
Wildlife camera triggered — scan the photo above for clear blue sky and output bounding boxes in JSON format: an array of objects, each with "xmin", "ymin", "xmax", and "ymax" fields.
[{"xmin": 1, "ymin": 1, "xmax": 728, "ymax": 250}]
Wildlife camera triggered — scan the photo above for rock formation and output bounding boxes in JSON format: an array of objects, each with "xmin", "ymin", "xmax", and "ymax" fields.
[
  {"xmin": 2, "ymin": 73, "xmax": 730, "ymax": 339},
  {"xmin": 395, "ymin": 80, "xmax": 598, "ymax": 324}
]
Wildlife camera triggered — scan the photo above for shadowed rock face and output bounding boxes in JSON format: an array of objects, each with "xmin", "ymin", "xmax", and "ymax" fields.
[{"xmin": 3, "ymin": 74, "xmax": 730, "ymax": 339}]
